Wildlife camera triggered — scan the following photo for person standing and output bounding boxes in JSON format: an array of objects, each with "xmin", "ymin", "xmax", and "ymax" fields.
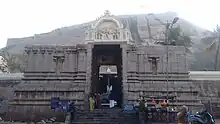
[
  {"xmin": 89, "ymin": 95, "xmax": 95, "ymax": 112},
  {"xmin": 109, "ymin": 91, "xmax": 114, "ymax": 108},
  {"xmin": 96, "ymin": 93, "xmax": 101, "ymax": 108},
  {"xmin": 69, "ymin": 101, "xmax": 76, "ymax": 122},
  {"xmin": 187, "ymin": 111, "xmax": 191, "ymax": 124},
  {"xmin": 107, "ymin": 84, "xmax": 112, "ymax": 94},
  {"xmin": 177, "ymin": 105, "xmax": 188, "ymax": 124}
]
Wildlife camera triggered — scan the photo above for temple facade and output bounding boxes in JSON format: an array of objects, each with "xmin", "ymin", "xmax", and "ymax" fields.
[{"xmin": 1, "ymin": 11, "xmax": 206, "ymax": 120}]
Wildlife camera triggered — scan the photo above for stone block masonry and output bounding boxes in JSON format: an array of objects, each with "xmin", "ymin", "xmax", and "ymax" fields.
[
  {"xmin": 4, "ymin": 43, "xmax": 202, "ymax": 121},
  {"xmin": 125, "ymin": 45, "xmax": 201, "ymax": 108}
]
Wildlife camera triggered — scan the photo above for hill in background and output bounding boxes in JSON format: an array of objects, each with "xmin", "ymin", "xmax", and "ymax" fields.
[{"xmin": 5, "ymin": 11, "xmax": 210, "ymax": 54}]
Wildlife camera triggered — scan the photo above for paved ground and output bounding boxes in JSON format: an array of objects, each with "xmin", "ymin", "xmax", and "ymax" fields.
[{"xmin": 150, "ymin": 119, "xmax": 220, "ymax": 124}]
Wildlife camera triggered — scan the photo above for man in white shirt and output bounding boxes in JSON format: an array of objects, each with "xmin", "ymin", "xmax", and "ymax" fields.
[
  {"xmin": 107, "ymin": 84, "xmax": 112, "ymax": 93},
  {"xmin": 107, "ymin": 84, "xmax": 114, "ymax": 108}
]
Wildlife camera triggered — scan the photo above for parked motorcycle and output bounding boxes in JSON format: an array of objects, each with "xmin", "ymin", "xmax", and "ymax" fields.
[{"xmin": 190, "ymin": 110, "xmax": 215, "ymax": 124}]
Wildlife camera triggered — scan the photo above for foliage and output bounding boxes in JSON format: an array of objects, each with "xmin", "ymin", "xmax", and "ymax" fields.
[
  {"xmin": 201, "ymin": 36, "xmax": 216, "ymax": 45},
  {"xmin": 204, "ymin": 25, "xmax": 220, "ymax": 51},
  {"xmin": 169, "ymin": 26, "xmax": 193, "ymax": 47},
  {"xmin": 155, "ymin": 26, "xmax": 193, "ymax": 53},
  {"xmin": 188, "ymin": 25, "xmax": 220, "ymax": 70},
  {"xmin": 201, "ymin": 25, "xmax": 220, "ymax": 70},
  {"xmin": 0, "ymin": 46, "xmax": 27, "ymax": 73},
  {"xmin": 151, "ymin": 17, "xmax": 193, "ymax": 53}
]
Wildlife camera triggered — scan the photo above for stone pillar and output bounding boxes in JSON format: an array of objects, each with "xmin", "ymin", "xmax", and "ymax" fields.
[
  {"xmin": 39, "ymin": 48, "xmax": 46, "ymax": 72},
  {"xmin": 24, "ymin": 47, "xmax": 32, "ymax": 72},
  {"xmin": 137, "ymin": 51, "xmax": 145, "ymax": 72},
  {"xmin": 127, "ymin": 48, "xmax": 138, "ymax": 104},
  {"xmin": 84, "ymin": 44, "xmax": 93, "ymax": 110},
  {"xmin": 44, "ymin": 47, "xmax": 54, "ymax": 72},
  {"xmin": 137, "ymin": 52, "xmax": 144, "ymax": 99},
  {"xmin": 120, "ymin": 29, "xmax": 123, "ymax": 40},
  {"xmin": 64, "ymin": 47, "xmax": 76, "ymax": 72},
  {"xmin": 35, "ymin": 50, "xmax": 42, "ymax": 72},
  {"xmin": 32, "ymin": 48, "xmax": 38, "ymax": 71},
  {"xmin": 121, "ymin": 43, "xmax": 128, "ymax": 106},
  {"xmin": 85, "ymin": 44, "xmax": 93, "ymax": 94},
  {"xmin": 127, "ymin": 51, "xmax": 137, "ymax": 72},
  {"xmin": 77, "ymin": 49, "xmax": 86, "ymax": 72},
  {"xmin": 44, "ymin": 51, "xmax": 50, "ymax": 72},
  {"xmin": 184, "ymin": 52, "xmax": 188, "ymax": 72}
]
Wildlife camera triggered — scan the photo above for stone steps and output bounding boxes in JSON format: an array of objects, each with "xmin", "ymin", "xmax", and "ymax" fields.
[{"xmin": 72, "ymin": 109, "xmax": 139, "ymax": 124}]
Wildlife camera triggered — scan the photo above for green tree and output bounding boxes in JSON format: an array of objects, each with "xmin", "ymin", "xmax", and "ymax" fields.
[
  {"xmin": 0, "ymin": 45, "xmax": 27, "ymax": 73},
  {"xmin": 152, "ymin": 17, "xmax": 193, "ymax": 53},
  {"xmin": 168, "ymin": 26, "xmax": 193, "ymax": 53},
  {"xmin": 155, "ymin": 25, "xmax": 193, "ymax": 53},
  {"xmin": 203, "ymin": 25, "xmax": 220, "ymax": 70}
]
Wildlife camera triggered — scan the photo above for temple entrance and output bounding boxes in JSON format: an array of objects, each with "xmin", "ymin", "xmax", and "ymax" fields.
[{"xmin": 91, "ymin": 44, "xmax": 122, "ymax": 108}]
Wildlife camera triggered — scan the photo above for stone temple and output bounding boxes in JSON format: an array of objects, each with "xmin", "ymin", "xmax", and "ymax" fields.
[{"xmin": 1, "ymin": 11, "xmax": 220, "ymax": 121}]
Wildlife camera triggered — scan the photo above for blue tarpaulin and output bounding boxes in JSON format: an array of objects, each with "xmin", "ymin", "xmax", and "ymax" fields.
[
  {"xmin": 51, "ymin": 97, "xmax": 71, "ymax": 112},
  {"xmin": 51, "ymin": 97, "xmax": 59, "ymax": 110},
  {"xmin": 123, "ymin": 104, "xmax": 134, "ymax": 112}
]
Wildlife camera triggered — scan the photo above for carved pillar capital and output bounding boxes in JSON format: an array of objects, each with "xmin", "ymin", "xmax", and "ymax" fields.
[
  {"xmin": 148, "ymin": 57, "xmax": 160, "ymax": 62},
  {"xmin": 59, "ymin": 56, "xmax": 65, "ymax": 63},
  {"xmin": 32, "ymin": 49, "xmax": 38, "ymax": 54},
  {"xmin": 46, "ymin": 48, "xmax": 54, "ymax": 54},
  {"xmin": 65, "ymin": 47, "xmax": 76, "ymax": 54},
  {"xmin": 39, "ymin": 48, "xmax": 46, "ymax": 54},
  {"xmin": 53, "ymin": 55, "xmax": 65, "ymax": 62},
  {"xmin": 25, "ymin": 47, "xmax": 31, "ymax": 54},
  {"xmin": 65, "ymin": 49, "xmax": 72, "ymax": 54}
]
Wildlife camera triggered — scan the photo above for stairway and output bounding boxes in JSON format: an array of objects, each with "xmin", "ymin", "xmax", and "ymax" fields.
[{"xmin": 72, "ymin": 108, "xmax": 139, "ymax": 124}]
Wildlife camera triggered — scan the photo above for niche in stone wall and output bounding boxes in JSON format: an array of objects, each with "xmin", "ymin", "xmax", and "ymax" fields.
[
  {"xmin": 53, "ymin": 55, "xmax": 65, "ymax": 74},
  {"xmin": 148, "ymin": 57, "xmax": 159, "ymax": 74}
]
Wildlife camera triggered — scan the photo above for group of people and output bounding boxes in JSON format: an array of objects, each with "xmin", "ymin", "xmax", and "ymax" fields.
[
  {"xmin": 89, "ymin": 93, "xmax": 101, "ymax": 112},
  {"xmin": 137, "ymin": 98, "xmax": 191, "ymax": 124}
]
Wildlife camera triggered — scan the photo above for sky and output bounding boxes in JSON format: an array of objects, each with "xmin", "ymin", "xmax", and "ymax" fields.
[{"xmin": 0, "ymin": 0, "xmax": 220, "ymax": 49}]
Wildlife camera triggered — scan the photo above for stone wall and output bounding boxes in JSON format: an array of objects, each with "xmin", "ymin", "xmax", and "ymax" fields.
[
  {"xmin": 124, "ymin": 45, "xmax": 201, "ymax": 107},
  {"xmin": 0, "ymin": 74, "xmax": 22, "ymax": 115},
  {"xmin": 2, "ymin": 44, "xmax": 214, "ymax": 121},
  {"xmin": 2, "ymin": 105, "xmax": 66, "ymax": 122},
  {"xmin": 191, "ymin": 79, "xmax": 220, "ymax": 117},
  {"xmin": 8, "ymin": 45, "xmax": 89, "ymax": 121}
]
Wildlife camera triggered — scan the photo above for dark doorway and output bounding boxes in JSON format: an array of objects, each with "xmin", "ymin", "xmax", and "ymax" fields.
[{"xmin": 91, "ymin": 44, "xmax": 122, "ymax": 107}]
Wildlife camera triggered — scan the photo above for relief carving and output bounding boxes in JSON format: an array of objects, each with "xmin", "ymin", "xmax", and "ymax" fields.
[{"xmin": 96, "ymin": 28, "xmax": 119, "ymax": 40}]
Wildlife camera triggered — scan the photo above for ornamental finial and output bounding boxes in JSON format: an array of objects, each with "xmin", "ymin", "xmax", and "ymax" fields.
[{"xmin": 104, "ymin": 10, "xmax": 110, "ymax": 16}]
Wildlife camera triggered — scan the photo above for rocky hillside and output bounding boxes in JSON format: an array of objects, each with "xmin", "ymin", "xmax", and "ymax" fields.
[{"xmin": 5, "ymin": 12, "xmax": 210, "ymax": 54}]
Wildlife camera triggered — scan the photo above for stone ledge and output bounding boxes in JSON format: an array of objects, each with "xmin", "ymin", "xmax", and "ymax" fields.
[
  {"xmin": 13, "ymin": 97, "xmax": 84, "ymax": 101},
  {"xmin": 14, "ymin": 88, "xmax": 85, "ymax": 91}
]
